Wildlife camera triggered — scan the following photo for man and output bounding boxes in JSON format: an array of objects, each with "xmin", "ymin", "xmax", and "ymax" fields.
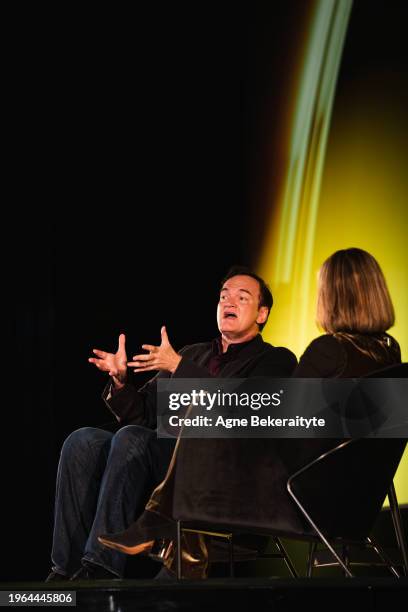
[{"xmin": 47, "ymin": 266, "xmax": 297, "ymax": 581}]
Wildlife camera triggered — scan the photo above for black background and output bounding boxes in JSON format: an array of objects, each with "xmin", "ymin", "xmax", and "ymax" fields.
[{"xmin": 10, "ymin": 1, "xmax": 408, "ymax": 581}]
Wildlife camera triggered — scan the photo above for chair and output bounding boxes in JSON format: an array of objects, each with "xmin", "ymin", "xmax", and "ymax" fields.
[
  {"xmin": 172, "ymin": 364, "xmax": 408, "ymax": 579},
  {"xmin": 286, "ymin": 438, "xmax": 407, "ymax": 577}
]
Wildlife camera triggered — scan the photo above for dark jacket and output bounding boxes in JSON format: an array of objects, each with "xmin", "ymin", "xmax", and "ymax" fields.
[
  {"xmin": 293, "ymin": 332, "xmax": 401, "ymax": 378},
  {"xmin": 103, "ymin": 334, "xmax": 297, "ymax": 429},
  {"xmin": 280, "ymin": 331, "xmax": 403, "ymax": 473}
]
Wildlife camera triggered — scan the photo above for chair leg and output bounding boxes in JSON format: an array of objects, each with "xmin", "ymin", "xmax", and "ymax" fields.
[
  {"xmin": 307, "ymin": 542, "xmax": 317, "ymax": 577},
  {"xmin": 366, "ymin": 536, "xmax": 400, "ymax": 578},
  {"xmin": 176, "ymin": 520, "xmax": 182, "ymax": 580},
  {"xmin": 227, "ymin": 534, "xmax": 234, "ymax": 577},
  {"xmin": 342, "ymin": 544, "xmax": 350, "ymax": 578},
  {"xmin": 388, "ymin": 483, "xmax": 408, "ymax": 576},
  {"xmin": 274, "ymin": 538, "xmax": 298, "ymax": 578},
  {"xmin": 287, "ymin": 482, "xmax": 353, "ymax": 577}
]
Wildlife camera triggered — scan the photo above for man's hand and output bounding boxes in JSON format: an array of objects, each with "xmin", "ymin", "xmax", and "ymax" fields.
[
  {"xmin": 128, "ymin": 326, "xmax": 182, "ymax": 374},
  {"xmin": 89, "ymin": 333, "xmax": 128, "ymax": 389}
]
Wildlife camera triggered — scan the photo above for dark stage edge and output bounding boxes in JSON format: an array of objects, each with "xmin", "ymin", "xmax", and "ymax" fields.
[{"xmin": 1, "ymin": 578, "xmax": 407, "ymax": 611}]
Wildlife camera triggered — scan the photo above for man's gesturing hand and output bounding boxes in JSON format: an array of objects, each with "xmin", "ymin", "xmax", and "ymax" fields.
[
  {"xmin": 89, "ymin": 333, "xmax": 128, "ymax": 389},
  {"xmin": 128, "ymin": 326, "xmax": 182, "ymax": 374}
]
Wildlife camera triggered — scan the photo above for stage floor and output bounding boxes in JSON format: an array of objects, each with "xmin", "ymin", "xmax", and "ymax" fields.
[{"xmin": 1, "ymin": 577, "xmax": 407, "ymax": 611}]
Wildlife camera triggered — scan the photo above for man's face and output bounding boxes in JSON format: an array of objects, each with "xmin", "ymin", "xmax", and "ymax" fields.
[{"xmin": 217, "ymin": 275, "xmax": 268, "ymax": 339}]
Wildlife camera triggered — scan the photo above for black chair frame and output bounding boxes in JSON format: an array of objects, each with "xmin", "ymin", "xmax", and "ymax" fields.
[{"xmin": 175, "ymin": 439, "xmax": 408, "ymax": 579}]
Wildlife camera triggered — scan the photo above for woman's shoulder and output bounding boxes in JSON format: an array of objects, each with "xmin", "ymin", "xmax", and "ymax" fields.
[
  {"xmin": 304, "ymin": 334, "xmax": 341, "ymax": 350},
  {"xmin": 383, "ymin": 333, "xmax": 401, "ymax": 358},
  {"xmin": 300, "ymin": 334, "xmax": 345, "ymax": 358},
  {"xmin": 293, "ymin": 334, "xmax": 345, "ymax": 377}
]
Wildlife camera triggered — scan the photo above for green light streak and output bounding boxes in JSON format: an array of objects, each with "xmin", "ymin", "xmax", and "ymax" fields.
[{"xmin": 275, "ymin": 0, "xmax": 353, "ymax": 290}]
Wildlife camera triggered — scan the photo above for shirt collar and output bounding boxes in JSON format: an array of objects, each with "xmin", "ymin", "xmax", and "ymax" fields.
[{"xmin": 212, "ymin": 334, "xmax": 261, "ymax": 356}]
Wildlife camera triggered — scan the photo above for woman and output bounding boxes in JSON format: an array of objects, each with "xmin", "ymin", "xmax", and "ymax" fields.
[
  {"xmin": 294, "ymin": 247, "xmax": 400, "ymax": 377},
  {"xmin": 98, "ymin": 248, "xmax": 401, "ymax": 577},
  {"xmin": 280, "ymin": 247, "xmax": 402, "ymax": 487}
]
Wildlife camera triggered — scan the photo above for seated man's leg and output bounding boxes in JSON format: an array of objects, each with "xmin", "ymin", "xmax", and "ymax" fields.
[
  {"xmin": 51, "ymin": 427, "xmax": 113, "ymax": 577},
  {"xmin": 82, "ymin": 425, "xmax": 175, "ymax": 578}
]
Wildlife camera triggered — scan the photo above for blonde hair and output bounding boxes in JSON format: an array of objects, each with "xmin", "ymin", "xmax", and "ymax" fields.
[{"xmin": 317, "ymin": 248, "xmax": 395, "ymax": 334}]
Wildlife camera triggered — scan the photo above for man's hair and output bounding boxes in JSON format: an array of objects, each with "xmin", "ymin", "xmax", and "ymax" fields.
[
  {"xmin": 317, "ymin": 248, "xmax": 395, "ymax": 333},
  {"xmin": 220, "ymin": 265, "xmax": 273, "ymax": 331}
]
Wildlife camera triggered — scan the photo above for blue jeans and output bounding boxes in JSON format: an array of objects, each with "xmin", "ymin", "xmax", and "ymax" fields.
[{"xmin": 51, "ymin": 425, "xmax": 175, "ymax": 577}]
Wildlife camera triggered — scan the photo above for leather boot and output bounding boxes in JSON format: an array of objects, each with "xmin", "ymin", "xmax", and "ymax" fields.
[{"xmin": 98, "ymin": 510, "xmax": 176, "ymax": 555}]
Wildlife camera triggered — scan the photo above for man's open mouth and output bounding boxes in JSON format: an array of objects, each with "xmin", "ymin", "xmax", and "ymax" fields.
[{"xmin": 224, "ymin": 312, "xmax": 237, "ymax": 319}]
